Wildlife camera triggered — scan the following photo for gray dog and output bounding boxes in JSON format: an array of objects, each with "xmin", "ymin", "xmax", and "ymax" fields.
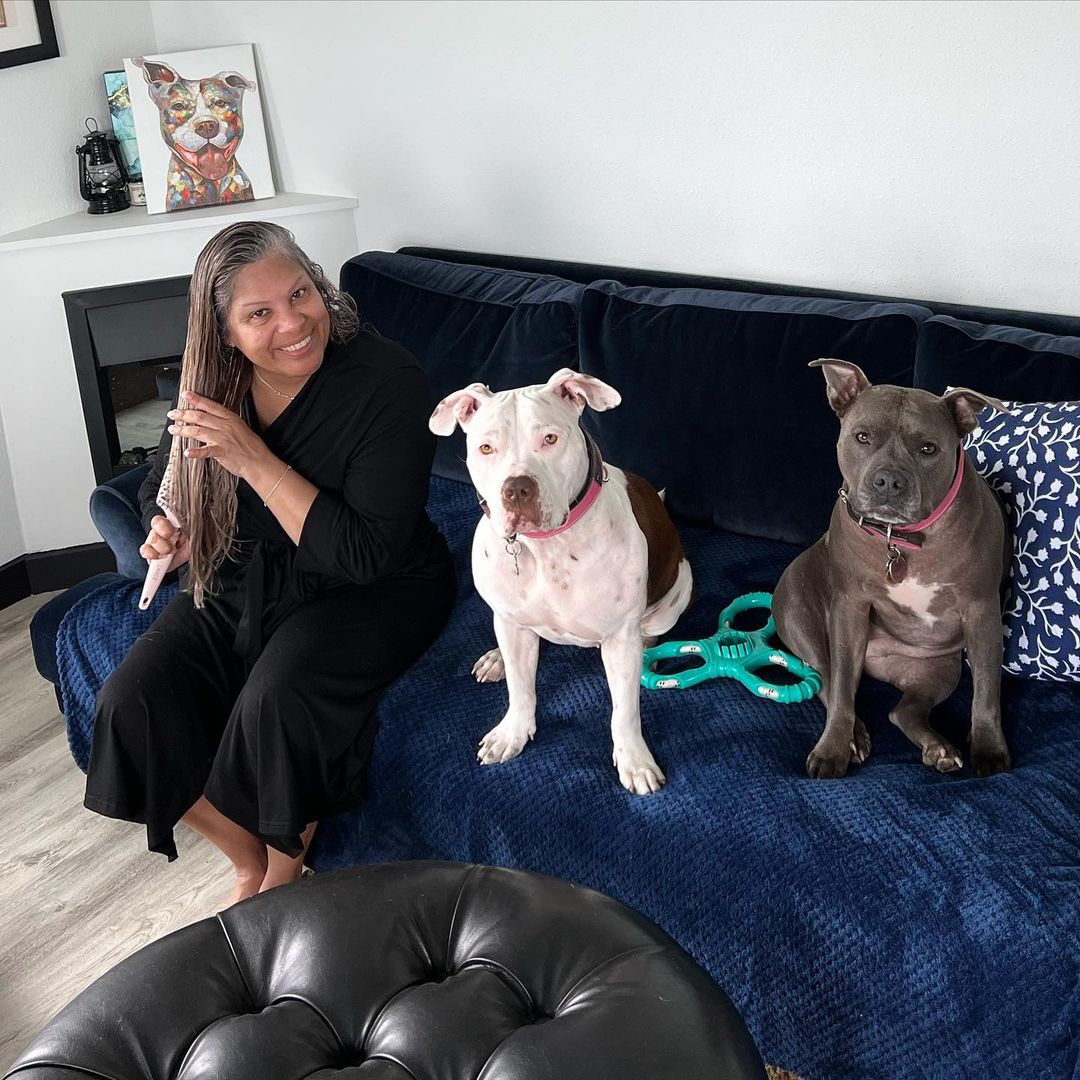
[{"xmin": 774, "ymin": 359, "xmax": 1011, "ymax": 779}]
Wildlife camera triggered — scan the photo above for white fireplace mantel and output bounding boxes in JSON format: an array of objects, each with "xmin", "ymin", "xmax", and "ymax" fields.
[
  {"xmin": 0, "ymin": 191, "xmax": 358, "ymax": 253},
  {"xmin": 0, "ymin": 192, "xmax": 360, "ymax": 559}
]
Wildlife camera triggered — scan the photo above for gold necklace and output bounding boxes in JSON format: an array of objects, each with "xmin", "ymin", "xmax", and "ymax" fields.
[{"xmin": 254, "ymin": 368, "xmax": 298, "ymax": 402}]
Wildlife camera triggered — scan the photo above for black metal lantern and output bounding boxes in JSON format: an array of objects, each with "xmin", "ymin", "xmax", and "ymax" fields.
[{"xmin": 75, "ymin": 118, "xmax": 130, "ymax": 215}]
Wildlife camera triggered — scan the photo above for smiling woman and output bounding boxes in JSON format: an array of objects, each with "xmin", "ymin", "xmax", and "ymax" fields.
[{"xmin": 82, "ymin": 222, "xmax": 456, "ymax": 906}]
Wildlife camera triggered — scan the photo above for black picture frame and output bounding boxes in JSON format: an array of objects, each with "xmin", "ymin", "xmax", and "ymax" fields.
[{"xmin": 0, "ymin": 0, "xmax": 59, "ymax": 70}]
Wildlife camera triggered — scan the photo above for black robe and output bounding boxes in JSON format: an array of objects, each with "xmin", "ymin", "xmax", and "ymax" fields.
[{"xmin": 84, "ymin": 331, "xmax": 455, "ymax": 859}]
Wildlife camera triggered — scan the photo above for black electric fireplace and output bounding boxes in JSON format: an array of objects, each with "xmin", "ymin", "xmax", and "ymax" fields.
[{"xmin": 64, "ymin": 276, "xmax": 190, "ymax": 485}]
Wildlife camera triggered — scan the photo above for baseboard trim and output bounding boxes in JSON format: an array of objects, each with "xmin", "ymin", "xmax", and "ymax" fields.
[
  {"xmin": 0, "ymin": 556, "xmax": 31, "ymax": 610},
  {"xmin": 0, "ymin": 543, "xmax": 116, "ymax": 609}
]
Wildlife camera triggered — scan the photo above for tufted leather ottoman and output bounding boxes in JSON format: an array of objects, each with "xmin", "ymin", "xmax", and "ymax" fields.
[{"xmin": 5, "ymin": 861, "xmax": 765, "ymax": 1079}]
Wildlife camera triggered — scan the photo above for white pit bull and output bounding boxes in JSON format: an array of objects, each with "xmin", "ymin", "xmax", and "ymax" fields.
[{"xmin": 429, "ymin": 369, "xmax": 693, "ymax": 795}]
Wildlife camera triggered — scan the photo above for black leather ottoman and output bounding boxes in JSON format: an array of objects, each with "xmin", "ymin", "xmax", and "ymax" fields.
[{"xmin": 5, "ymin": 862, "xmax": 766, "ymax": 1079}]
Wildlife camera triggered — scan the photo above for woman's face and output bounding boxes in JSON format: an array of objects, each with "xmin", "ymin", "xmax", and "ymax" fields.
[{"xmin": 226, "ymin": 252, "xmax": 331, "ymax": 381}]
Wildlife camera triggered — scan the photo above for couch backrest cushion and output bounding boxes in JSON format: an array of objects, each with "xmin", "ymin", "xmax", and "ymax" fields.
[
  {"xmin": 577, "ymin": 280, "xmax": 932, "ymax": 545},
  {"xmin": 914, "ymin": 315, "xmax": 1080, "ymax": 402},
  {"xmin": 340, "ymin": 252, "xmax": 584, "ymax": 483}
]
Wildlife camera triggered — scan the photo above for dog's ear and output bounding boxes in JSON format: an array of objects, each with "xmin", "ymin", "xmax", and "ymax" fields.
[
  {"xmin": 216, "ymin": 71, "xmax": 257, "ymax": 93},
  {"xmin": 942, "ymin": 387, "xmax": 1010, "ymax": 436},
  {"xmin": 134, "ymin": 57, "xmax": 180, "ymax": 88},
  {"xmin": 809, "ymin": 359, "xmax": 871, "ymax": 417},
  {"xmin": 545, "ymin": 368, "xmax": 622, "ymax": 413},
  {"xmin": 429, "ymin": 383, "xmax": 493, "ymax": 435}
]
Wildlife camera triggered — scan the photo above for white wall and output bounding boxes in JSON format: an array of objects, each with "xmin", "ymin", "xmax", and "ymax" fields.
[
  {"xmin": 0, "ymin": 0, "xmax": 155, "ymax": 567},
  {"xmin": 0, "ymin": 1, "xmax": 157, "ymax": 236},
  {"xmin": 4, "ymin": 0, "xmax": 1079, "ymax": 563},
  {"xmin": 147, "ymin": 0, "xmax": 1080, "ymax": 314},
  {"xmin": 0, "ymin": 413, "xmax": 24, "ymax": 567}
]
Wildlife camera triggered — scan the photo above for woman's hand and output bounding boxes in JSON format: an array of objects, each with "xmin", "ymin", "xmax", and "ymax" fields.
[
  {"xmin": 168, "ymin": 391, "xmax": 272, "ymax": 481},
  {"xmin": 140, "ymin": 515, "xmax": 190, "ymax": 568}
]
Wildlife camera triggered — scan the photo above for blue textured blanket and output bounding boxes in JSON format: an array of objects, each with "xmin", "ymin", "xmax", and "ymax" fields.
[{"xmin": 58, "ymin": 477, "xmax": 1080, "ymax": 1080}]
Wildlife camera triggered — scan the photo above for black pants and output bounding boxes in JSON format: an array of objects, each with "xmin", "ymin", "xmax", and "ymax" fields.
[{"xmin": 85, "ymin": 569, "xmax": 455, "ymax": 860}]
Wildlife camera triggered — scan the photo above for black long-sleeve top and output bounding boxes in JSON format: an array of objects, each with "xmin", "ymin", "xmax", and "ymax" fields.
[{"xmin": 138, "ymin": 330, "xmax": 451, "ymax": 658}]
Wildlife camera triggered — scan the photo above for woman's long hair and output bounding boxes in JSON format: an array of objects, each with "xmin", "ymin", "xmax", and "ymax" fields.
[{"xmin": 174, "ymin": 221, "xmax": 359, "ymax": 606}]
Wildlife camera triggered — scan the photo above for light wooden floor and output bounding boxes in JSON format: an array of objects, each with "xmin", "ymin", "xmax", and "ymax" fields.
[{"xmin": 0, "ymin": 594, "xmax": 226, "ymax": 1071}]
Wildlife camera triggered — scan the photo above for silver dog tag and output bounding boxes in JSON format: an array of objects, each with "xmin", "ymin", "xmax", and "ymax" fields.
[
  {"xmin": 886, "ymin": 545, "xmax": 907, "ymax": 584},
  {"xmin": 505, "ymin": 537, "xmax": 522, "ymax": 576}
]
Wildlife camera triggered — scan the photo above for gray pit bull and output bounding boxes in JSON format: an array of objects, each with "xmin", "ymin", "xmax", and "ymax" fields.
[{"xmin": 773, "ymin": 359, "xmax": 1011, "ymax": 779}]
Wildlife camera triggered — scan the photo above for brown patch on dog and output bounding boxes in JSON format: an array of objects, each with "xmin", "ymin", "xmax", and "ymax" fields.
[{"xmin": 625, "ymin": 472, "xmax": 684, "ymax": 606}]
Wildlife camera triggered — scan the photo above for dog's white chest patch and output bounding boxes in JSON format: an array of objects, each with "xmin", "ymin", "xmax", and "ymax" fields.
[{"xmin": 886, "ymin": 575, "xmax": 941, "ymax": 625}]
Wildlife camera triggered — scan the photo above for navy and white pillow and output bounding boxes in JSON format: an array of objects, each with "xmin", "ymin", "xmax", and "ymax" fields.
[{"xmin": 964, "ymin": 399, "xmax": 1080, "ymax": 681}]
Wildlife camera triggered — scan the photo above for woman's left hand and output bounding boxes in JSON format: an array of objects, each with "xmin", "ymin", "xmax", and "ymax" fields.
[{"xmin": 168, "ymin": 391, "xmax": 271, "ymax": 481}]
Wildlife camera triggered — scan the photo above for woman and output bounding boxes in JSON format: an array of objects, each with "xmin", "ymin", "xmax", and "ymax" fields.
[{"xmin": 85, "ymin": 222, "xmax": 455, "ymax": 903}]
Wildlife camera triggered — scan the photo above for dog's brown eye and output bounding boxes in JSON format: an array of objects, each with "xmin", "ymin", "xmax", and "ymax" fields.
[
  {"xmin": 479, "ymin": 444, "xmax": 494, "ymax": 455},
  {"xmin": 920, "ymin": 442, "xmax": 938, "ymax": 455},
  {"xmin": 855, "ymin": 431, "xmax": 871, "ymax": 444},
  {"xmin": 544, "ymin": 433, "xmax": 558, "ymax": 445}
]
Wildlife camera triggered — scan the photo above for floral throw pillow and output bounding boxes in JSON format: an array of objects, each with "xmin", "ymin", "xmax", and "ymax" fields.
[{"xmin": 964, "ymin": 399, "xmax": 1080, "ymax": 681}]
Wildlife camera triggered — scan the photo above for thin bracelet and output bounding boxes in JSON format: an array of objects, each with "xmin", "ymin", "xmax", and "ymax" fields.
[{"xmin": 263, "ymin": 464, "xmax": 293, "ymax": 507}]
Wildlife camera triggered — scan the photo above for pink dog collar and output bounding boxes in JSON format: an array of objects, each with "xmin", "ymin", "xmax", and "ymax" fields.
[
  {"xmin": 839, "ymin": 448, "xmax": 966, "ymax": 583},
  {"xmin": 478, "ymin": 431, "xmax": 607, "ymax": 542},
  {"xmin": 519, "ymin": 475, "xmax": 603, "ymax": 539}
]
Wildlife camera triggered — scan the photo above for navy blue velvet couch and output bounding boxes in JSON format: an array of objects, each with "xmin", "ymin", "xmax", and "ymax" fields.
[{"xmin": 42, "ymin": 250, "xmax": 1080, "ymax": 1080}]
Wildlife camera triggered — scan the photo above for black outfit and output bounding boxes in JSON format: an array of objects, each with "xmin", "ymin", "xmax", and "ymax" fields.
[{"xmin": 84, "ymin": 332, "xmax": 455, "ymax": 860}]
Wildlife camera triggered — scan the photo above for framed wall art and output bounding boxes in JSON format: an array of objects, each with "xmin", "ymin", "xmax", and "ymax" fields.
[
  {"xmin": 124, "ymin": 44, "xmax": 275, "ymax": 215},
  {"xmin": 0, "ymin": 0, "xmax": 59, "ymax": 70}
]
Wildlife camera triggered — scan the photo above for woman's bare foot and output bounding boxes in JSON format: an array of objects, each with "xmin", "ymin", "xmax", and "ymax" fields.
[
  {"xmin": 181, "ymin": 796, "xmax": 269, "ymax": 909},
  {"xmin": 259, "ymin": 822, "xmax": 317, "ymax": 893},
  {"xmin": 228, "ymin": 851, "xmax": 268, "ymax": 906},
  {"xmin": 258, "ymin": 860, "xmax": 304, "ymax": 893}
]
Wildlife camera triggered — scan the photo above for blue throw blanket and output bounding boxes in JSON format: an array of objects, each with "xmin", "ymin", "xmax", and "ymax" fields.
[{"xmin": 58, "ymin": 477, "xmax": 1080, "ymax": 1080}]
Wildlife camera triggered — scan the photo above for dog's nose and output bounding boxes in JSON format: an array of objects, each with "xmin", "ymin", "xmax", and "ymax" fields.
[
  {"xmin": 501, "ymin": 475, "xmax": 539, "ymax": 507},
  {"xmin": 194, "ymin": 119, "xmax": 219, "ymax": 140},
  {"xmin": 871, "ymin": 468, "xmax": 907, "ymax": 498}
]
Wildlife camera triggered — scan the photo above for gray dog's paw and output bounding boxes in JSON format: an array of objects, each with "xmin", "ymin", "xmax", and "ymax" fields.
[
  {"xmin": 806, "ymin": 737, "xmax": 851, "ymax": 779},
  {"xmin": 971, "ymin": 740, "xmax": 1012, "ymax": 777},
  {"xmin": 922, "ymin": 739, "xmax": 963, "ymax": 773}
]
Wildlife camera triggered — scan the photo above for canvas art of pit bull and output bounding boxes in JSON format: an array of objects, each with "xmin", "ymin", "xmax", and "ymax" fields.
[
  {"xmin": 773, "ymin": 359, "xmax": 1011, "ymax": 780},
  {"xmin": 430, "ymin": 369, "xmax": 693, "ymax": 795},
  {"xmin": 134, "ymin": 56, "xmax": 257, "ymax": 211}
]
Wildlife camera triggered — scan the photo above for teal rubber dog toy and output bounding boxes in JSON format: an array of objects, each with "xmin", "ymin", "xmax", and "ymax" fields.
[{"xmin": 641, "ymin": 592, "xmax": 821, "ymax": 703}]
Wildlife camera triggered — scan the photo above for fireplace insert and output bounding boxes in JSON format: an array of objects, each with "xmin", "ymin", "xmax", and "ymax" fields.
[{"xmin": 64, "ymin": 276, "xmax": 189, "ymax": 484}]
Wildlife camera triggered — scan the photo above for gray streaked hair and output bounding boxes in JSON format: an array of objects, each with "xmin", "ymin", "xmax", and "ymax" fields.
[{"xmin": 174, "ymin": 221, "xmax": 358, "ymax": 606}]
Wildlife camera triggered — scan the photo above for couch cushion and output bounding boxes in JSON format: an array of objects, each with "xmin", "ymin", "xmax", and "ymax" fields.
[
  {"xmin": 576, "ymin": 280, "xmax": 932, "ymax": 546},
  {"xmin": 915, "ymin": 314, "xmax": 1080, "ymax": 401},
  {"xmin": 965, "ymin": 398, "xmax": 1080, "ymax": 681},
  {"xmin": 340, "ymin": 252, "xmax": 584, "ymax": 483}
]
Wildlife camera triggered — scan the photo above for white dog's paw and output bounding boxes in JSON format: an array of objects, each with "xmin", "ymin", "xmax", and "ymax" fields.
[
  {"xmin": 477, "ymin": 716, "xmax": 536, "ymax": 765},
  {"xmin": 612, "ymin": 742, "xmax": 667, "ymax": 795},
  {"xmin": 471, "ymin": 648, "xmax": 506, "ymax": 683}
]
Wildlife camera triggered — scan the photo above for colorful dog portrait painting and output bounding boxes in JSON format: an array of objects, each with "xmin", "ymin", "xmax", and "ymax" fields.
[{"xmin": 124, "ymin": 44, "xmax": 275, "ymax": 215}]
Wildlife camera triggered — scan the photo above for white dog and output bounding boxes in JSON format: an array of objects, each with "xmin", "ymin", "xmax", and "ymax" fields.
[{"xmin": 429, "ymin": 369, "xmax": 693, "ymax": 794}]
